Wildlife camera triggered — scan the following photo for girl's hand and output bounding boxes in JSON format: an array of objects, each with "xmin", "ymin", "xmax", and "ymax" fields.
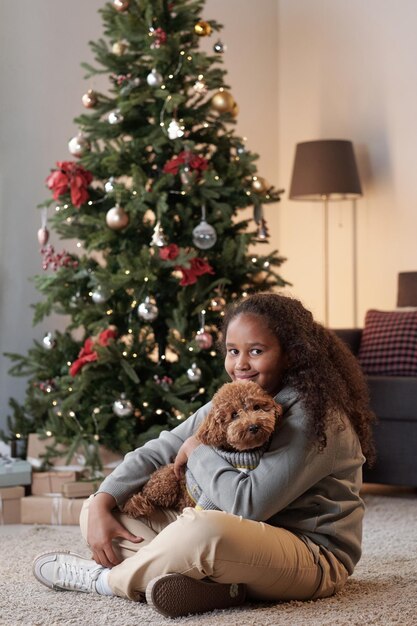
[
  {"xmin": 173, "ymin": 435, "xmax": 201, "ymax": 479},
  {"xmin": 87, "ymin": 492, "xmax": 143, "ymax": 568}
]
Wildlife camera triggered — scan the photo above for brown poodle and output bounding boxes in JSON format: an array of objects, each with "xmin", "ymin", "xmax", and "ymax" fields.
[{"xmin": 122, "ymin": 381, "xmax": 282, "ymax": 518}]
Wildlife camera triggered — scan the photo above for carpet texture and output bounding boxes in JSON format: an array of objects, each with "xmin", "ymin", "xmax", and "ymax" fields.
[{"xmin": 0, "ymin": 493, "xmax": 416, "ymax": 625}]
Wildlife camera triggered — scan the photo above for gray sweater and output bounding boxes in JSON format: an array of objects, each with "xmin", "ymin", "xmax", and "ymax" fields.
[{"xmin": 98, "ymin": 386, "xmax": 365, "ymax": 575}]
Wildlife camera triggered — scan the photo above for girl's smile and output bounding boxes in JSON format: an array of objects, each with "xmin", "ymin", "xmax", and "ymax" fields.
[{"xmin": 224, "ymin": 312, "xmax": 287, "ymax": 397}]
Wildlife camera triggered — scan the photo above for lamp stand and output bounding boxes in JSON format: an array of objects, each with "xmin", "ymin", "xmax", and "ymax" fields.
[
  {"xmin": 352, "ymin": 199, "xmax": 358, "ymax": 328},
  {"xmin": 323, "ymin": 196, "xmax": 329, "ymax": 327}
]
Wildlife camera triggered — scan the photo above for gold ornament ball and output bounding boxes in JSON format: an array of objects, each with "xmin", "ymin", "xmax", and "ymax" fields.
[
  {"xmin": 106, "ymin": 205, "xmax": 129, "ymax": 230},
  {"xmin": 194, "ymin": 20, "xmax": 212, "ymax": 36},
  {"xmin": 252, "ymin": 176, "xmax": 269, "ymax": 193},
  {"xmin": 82, "ymin": 89, "xmax": 98, "ymax": 109},
  {"xmin": 231, "ymin": 102, "xmax": 239, "ymax": 118},
  {"xmin": 112, "ymin": 41, "xmax": 127, "ymax": 56},
  {"xmin": 211, "ymin": 90, "xmax": 235, "ymax": 114},
  {"xmin": 113, "ymin": 0, "xmax": 129, "ymax": 11}
]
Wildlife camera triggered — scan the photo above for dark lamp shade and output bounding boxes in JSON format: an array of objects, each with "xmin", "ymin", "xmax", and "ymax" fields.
[{"xmin": 289, "ymin": 139, "xmax": 362, "ymax": 201}]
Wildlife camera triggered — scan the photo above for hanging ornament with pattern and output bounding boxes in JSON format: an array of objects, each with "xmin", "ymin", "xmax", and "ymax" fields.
[
  {"xmin": 37, "ymin": 208, "xmax": 49, "ymax": 246},
  {"xmin": 195, "ymin": 310, "xmax": 213, "ymax": 350},
  {"xmin": 192, "ymin": 203, "xmax": 217, "ymax": 250}
]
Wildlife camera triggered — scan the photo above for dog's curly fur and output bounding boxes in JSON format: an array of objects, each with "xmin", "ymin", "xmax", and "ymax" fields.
[{"xmin": 122, "ymin": 381, "xmax": 282, "ymax": 519}]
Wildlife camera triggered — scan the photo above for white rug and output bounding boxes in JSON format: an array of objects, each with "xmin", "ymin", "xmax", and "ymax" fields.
[{"xmin": 0, "ymin": 493, "xmax": 416, "ymax": 625}]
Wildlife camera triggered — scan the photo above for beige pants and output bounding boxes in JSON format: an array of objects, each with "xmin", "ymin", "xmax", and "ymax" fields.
[{"xmin": 80, "ymin": 497, "xmax": 348, "ymax": 602}]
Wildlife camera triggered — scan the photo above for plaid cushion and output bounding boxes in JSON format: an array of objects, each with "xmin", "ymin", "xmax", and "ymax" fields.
[{"xmin": 358, "ymin": 309, "xmax": 417, "ymax": 375}]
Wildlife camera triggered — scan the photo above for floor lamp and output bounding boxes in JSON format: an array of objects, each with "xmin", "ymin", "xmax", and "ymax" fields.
[{"xmin": 289, "ymin": 139, "xmax": 362, "ymax": 326}]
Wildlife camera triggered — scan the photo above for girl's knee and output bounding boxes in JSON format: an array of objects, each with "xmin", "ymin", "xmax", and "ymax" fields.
[{"xmin": 176, "ymin": 508, "xmax": 241, "ymax": 547}]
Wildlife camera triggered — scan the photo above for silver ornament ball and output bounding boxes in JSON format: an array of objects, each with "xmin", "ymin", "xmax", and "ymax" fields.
[
  {"xmin": 137, "ymin": 297, "xmax": 159, "ymax": 321},
  {"xmin": 147, "ymin": 69, "xmax": 163, "ymax": 87},
  {"xmin": 192, "ymin": 220, "xmax": 217, "ymax": 250},
  {"xmin": 107, "ymin": 109, "xmax": 124, "ymax": 125},
  {"xmin": 187, "ymin": 363, "xmax": 202, "ymax": 382},
  {"xmin": 68, "ymin": 134, "xmax": 90, "ymax": 158},
  {"xmin": 42, "ymin": 332, "xmax": 56, "ymax": 350},
  {"xmin": 113, "ymin": 394, "xmax": 133, "ymax": 417}
]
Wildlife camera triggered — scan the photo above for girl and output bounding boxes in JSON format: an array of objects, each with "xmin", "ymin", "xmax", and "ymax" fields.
[{"xmin": 33, "ymin": 293, "xmax": 375, "ymax": 619}]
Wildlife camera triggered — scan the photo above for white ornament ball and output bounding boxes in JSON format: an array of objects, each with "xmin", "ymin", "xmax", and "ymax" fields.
[
  {"xmin": 105, "ymin": 177, "xmax": 115, "ymax": 193},
  {"xmin": 192, "ymin": 220, "xmax": 217, "ymax": 249},
  {"xmin": 113, "ymin": 394, "xmax": 133, "ymax": 417},
  {"xmin": 42, "ymin": 332, "xmax": 56, "ymax": 350},
  {"xmin": 137, "ymin": 297, "xmax": 159, "ymax": 321},
  {"xmin": 167, "ymin": 119, "xmax": 185, "ymax": 140},
  {"xmin": 187, "ymin": 363, "xmax": 202, "ymax": 382},
  {"xmin": 91, "ymin": 287, "xmax": 109, "ymax": 304},
  {"xmin": 147, "ymin": 69, "xmax": 163, "ymax": 88},
  {"xmin": 106, "ymin": 205, "xmax": 129, "ymax": 230},
  {"xmin": 107, "ymin": 109, "xmax": 124, "ymax": 125},
  {"xmin": 68, "ymin": 134, "xmax": 90, "ymax": 158}
]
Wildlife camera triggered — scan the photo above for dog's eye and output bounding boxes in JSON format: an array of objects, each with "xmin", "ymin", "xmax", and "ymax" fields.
[
  {"xmin": 253, "ymin": 404, "xmax": 260, "ymax": 411},
  {"xmin": 231, "ymin": 411, "xmax": 239, "ymax": 420}
]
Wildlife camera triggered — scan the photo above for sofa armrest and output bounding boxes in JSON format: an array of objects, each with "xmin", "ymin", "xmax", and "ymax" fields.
[{"xmin": 332, "ymin": 328, "xmax": 362, "ymax": 356}]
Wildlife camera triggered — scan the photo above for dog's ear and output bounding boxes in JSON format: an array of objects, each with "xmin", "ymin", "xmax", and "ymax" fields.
[
  {"xmin": 274, "ymin": 403, "xmax": 283, "ymax": 424},
  {"xmin": 196, "ymin": 407, "xmax": 226, "ymax": 447}
]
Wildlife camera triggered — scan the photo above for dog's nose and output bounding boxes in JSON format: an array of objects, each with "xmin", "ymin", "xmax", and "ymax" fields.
[{"xmin": 248, "ymin": 424, "xmax": 259, "ymax": 434}]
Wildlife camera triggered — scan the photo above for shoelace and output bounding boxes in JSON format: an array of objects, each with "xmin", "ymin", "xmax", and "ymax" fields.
[{"xmin": 57, "ymin": 560, "xmax": 101, "ymax": 592}]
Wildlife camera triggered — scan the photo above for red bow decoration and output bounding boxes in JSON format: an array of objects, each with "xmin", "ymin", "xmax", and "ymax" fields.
[
  {"xmin": 46, "ymin": 161, "xmax": 93, "ymax": 208},
  {"xmin": 69, "ymin": 327, "xmax": 117, "ymax": 376},
  {"xmin": 163, "ymin": 151, "xmax": 208, "ymax": 176},
  {"xmin": 176, "ymin": 257, "xmax": 215, "ymax": 286}
]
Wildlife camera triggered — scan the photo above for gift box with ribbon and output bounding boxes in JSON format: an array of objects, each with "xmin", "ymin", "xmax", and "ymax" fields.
[
  {"xmin": 0, "ymin": 456, "xmax": 32, "ymax": 488},
  {"xmin": 0, "ymin": 486, "xmax": 25, "ymax": 524},
  {"xmin": 20, "ymin": 495, "xmax": 86, "ymax": 525}
]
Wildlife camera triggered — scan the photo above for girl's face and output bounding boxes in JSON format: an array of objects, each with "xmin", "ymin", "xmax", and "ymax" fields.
[{"xmin": 224, "ymin": 313, "xmax": 287, "ymax": 397}]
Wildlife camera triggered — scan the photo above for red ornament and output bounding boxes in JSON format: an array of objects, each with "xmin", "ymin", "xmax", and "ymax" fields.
[{"xmin": 41, "ymin": 245, "xmax": 78, "ymax": 271}]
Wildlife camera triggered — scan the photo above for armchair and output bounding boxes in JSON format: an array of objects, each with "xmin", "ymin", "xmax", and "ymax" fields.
[{"xmin": 334, "ymin": 272, "xmax": 417, "ymax": 487}]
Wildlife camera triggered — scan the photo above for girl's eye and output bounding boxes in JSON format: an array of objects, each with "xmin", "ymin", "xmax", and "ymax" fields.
[
  {"xmin": 250, "ymin": 348, "xmax": 263, "ymax": 356},
  {"xmin": 228, "ymin": 348, "xmax": 239, "ymax": 356},
  {"xmin": 231, "ymin": 411, "xmax": 239, "ymax": 420}
]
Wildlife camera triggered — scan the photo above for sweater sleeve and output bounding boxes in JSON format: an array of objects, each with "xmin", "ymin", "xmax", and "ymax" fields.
[
  {"xmin": 97, "ymin": 401, "xmax": 212, "ymax": 506},
  {"xmin": 186, "ymin": 389, "xmax": 340, "ymax": 521}
]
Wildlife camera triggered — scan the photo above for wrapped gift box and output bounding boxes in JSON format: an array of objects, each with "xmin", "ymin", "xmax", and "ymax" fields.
[
  {"xmin": 0, "ymin": 457, "xmax": 32, "ymax": 488},
  {"xmin": 0, "ymin": 486, "xmax": 25, "ymax": 524},
  {"xmin": 21, "ymin": 495, "xmax": 86, "ymax": 525},
  {"xmin": 26, "ymin": 433, "xmax": 123, "ymax": 474},
  {"xmin": 31, "ymin": 470, "xmax": 79, "ymax": 496},
  {"xmin": 61, "ymin": 480, "xmax": 101, "ymax": 498}
]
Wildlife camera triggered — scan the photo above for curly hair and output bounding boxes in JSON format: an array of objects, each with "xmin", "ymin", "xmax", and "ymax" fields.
[{"xmin": 221, "ymin": 292, "xmax": 376, "ymax": 465}]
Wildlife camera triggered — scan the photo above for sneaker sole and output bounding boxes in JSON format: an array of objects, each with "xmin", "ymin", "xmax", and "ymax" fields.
[
  {"xmin": 33, "ymin": 551, "xmax": 84, "ymax": 590},
  {"xmin": 146, "ymin": 573, "xmax": 246, "ymax": 618}
]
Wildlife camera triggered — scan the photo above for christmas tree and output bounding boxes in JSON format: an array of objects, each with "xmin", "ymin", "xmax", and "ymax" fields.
[{"xmin": 3, "ymin": 0, "xmax": 287, "ymax": 475}]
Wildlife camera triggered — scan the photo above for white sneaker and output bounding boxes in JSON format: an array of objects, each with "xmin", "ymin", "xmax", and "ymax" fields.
[{"xmin": 33, "ymin": 551, "xmax": 104, "ymax": 593}]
